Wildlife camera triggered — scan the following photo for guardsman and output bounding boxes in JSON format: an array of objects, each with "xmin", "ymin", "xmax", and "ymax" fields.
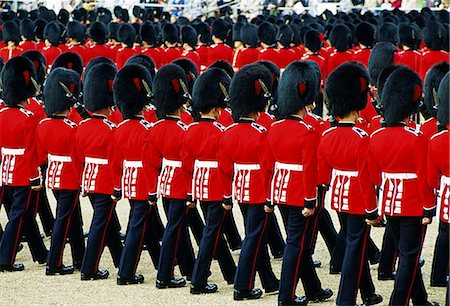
[
  {"xmin": 19, "ymin": 18, "xmax": 37, "ymax": 52},
  {"xmin": 77, "ymin": 62, "xmax": 123, "ymax": 281},
  {"xmin": 397, "ymin": 24, "xmax": 421, "ymax": 73},
  {"xmin": 419, "ymin": 21, "xmax": 449, "ymax": 80},
  {"xmin": 319, "ymin": 62, "xmax": 382, "ymax": 306},
  {"xmin": 258, "ymin": 22, "xmax": 281, "ymax": 68},
  {"xmin": 271, "ymin": 61, "xmax": 333, "ymax": 306},
  {"xmin": 353, "ymin": 22, "xmax": 375, "ymax": 67},
  {"xmin": 277, "ymin": 25, "xmax": 296, "ymax": 70},
  {"xmin": 181, "ymin": 26, "xmax": 201, "ymax": 72},
  {"xmin": 34, "ymin": 19, "xmax": 47, "ymax": 52},
  {"xmin": 195, "ymin": 22, "xmax": 211, "ymax": 72},
  {"xmin": 207, "ymin": 19, "xmax": 232, "ymax": 66},
  {"xmin": 42, "ymin": 22, "xmax": 63, "ymax": 67},
  {"xmin": 0, "ymin": 56, "xmax": 48, "ymax": 271},
  {"xmin": 66, "ymin": 21, "xmax": 87, "ymax": 63},
  {"xmin": 140, "ymin": 22, "xmax": 162, "ymax": 69},
  {"xmin": 148, "ymin": 64, "xmax": 195, "ymax": 288},
  {"xmin": 301, "ymin": 30, "xmax": 328, "ymax": 83},
  {"xmin": 421, "ymin": 62, "xmax": 449, "ymax": 138},
  {"xmin": 161, "ymin": 23, "xmax": 182, "ymax": 66},
  {"xmin": 37, "ymin": 67, "xmax": 85, "ymax": 275},
  {"xmin": 368, "ymin": 67, "xmax": 438, "ymax": 306},
  {"xmin": 428, "ymin": 72, "xmax": 449, "ymax": 289},
  {"xmin": 116, "ymin": 24, "xmax": 137, "ymax": 69},
  {"xmin": 85, "ymin": 21, "xmax": 116, "ymax": 64},
  {"xmin": 327, "ymin": 24, "xmax": 353, "ymax": 75},
  {"xmin": 185, "ymin": 67, "xmax": 237, "ymax": 293},
  {"xmin": 112, "ymin": 64, "xmax": 153, "ymax": 285},
  {"xmin": 234, "ymin": 24, "xmax": 259, "ymax": 71},
  {"xmin": 0, "ymin": 21, "xmax": 24, "ymax": 62},
  {"xmin": 219, "ymin": 63, "xmax": 279, "ymax": 301}
]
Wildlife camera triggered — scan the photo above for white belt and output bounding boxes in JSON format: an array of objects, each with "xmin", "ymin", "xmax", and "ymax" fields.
[
  {"xmin": 333, "ymin": 169, "xmax": 359, "ymax": 177},
  {"xmin": 48, "ymin": 154, "xmax": 72, "ymax": 162},
  {"xmin": 195, "ymin": 160, "xmax": 218, "ymax": 168},
  {"xmin": 162, "ymin": 158, "xmax": 182, "ymax": 168},
  {"xmin": 275, "ymin": 162, "xmax": 303, "ymax": 171},
  {"xmin": 1, "ymin": 148, "xmax": 25, "ymax": 156},
  {"xmin": 441, "ymin": 175, "xmax": 450, "ymax": 185},
  {"xmin": 234, "ymin": 163, "xmax": 260, "ymax": 171},
  {"xmin": 383, "ymin": 172, "xmax": 417, "ymax": 180},
  {"xmin": 124, "ymin": 160, "xmax": 143, "ymax": 168},
  {"xmin": 85, "ymin": 157, "xmax": 108, "ymax": 165}
]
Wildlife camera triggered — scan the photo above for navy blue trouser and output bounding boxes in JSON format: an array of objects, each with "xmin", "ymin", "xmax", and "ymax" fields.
[
  {"xmin": 118, "ymin": 200, "xmax": 151, "ymax": 279},
  {"xmin": 37, "ymin": 165, "xmax": 54, "ymax": 237},
  {"xmin": 47, "ymin": 190, "xmax": 82, "ymax": 269},
  {"xmin": 431, "ymin": 221, "xmax": 449, "ymax": 285},
  {"xmin": 378, "ymin": 224, "xmax": 397, "ymax": 274},
  {"xmin": 222, "ymin": 209, "xmax": 242, "ymax": 250},
  {"xmin": 158, "ymin": 198, "xmax": 195, "ymax": 281},
  {"xmin": 0, "ymin": 186, "xmax": 47, "ymax": 265},
  {"xmin": 68, "ymin": 200, "xmax": 85, "ymax": 267},
  {"xmin": 279, "ymin": 205, "xmax": 322, "ymax": 302},
  {"xmin": 336, "ymin": 213, "xmax": 375, "ymax": 306},
  {"xmin": 82, "ymin": 194, "xmax": 122, "ymax": 275},
  {"xmin": 191, "ymin": 201, "xmax": 236, "ymax": 287},
  {"xmin": 143, "ymin": 206, "xmax": 161, "ymax": 269},
  {"xmin": 387, "ymin": 216, "xmax": 428, "ymax": 306},
  {"xmin": 234, "ymin": 204, "xmax": 278, "ymax": 291}
]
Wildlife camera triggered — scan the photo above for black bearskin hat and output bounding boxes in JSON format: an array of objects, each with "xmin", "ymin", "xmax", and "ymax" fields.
[
  {"xmin": 381, "ymin": 67, "xmax": 422, "ymax": 126},
  {"xmin": 196, "ymin": 22, "xmax": 211, "ymax": 44},
  {"xmin": 424, "ymin": 62, "xmax": 449, "ymax": 117},
  {"xmin": 377, "ymin": 64, "xmax": 402, "ymax": 98},
  {"xmin": 51, "ymin": 52, "xmax": 84, "ymax": 76},
  {"xmin": 84, "ymin": 62, "xmax": 117, "ymax": 112},
  {"xmin": 241, "ymin": 23, "xmax": 258, "ymax": 48},
  {"xmin": 2, "ymin": 21, "xmax": 20, "ymax": 45},
  {"xmin": 67, "ymin": 20, "xmax": 85, "ymax": 41},
  {"xmin": 368, "ymin": 42, "xmax": 398, "ymax": 85},
  {"xmin": 43, "ymin": 21, "xmax": 62, "ymax": 46},
  {"xmin": 141, "ymin": 22, "xmax": 156, "ymax": 45},
  {"xmin": 126, "ymin": 54, "xmax": 156, "ymax": 79},
  {"xmin": 34, "ymin": 19, "xmax": 47, "ymax": 40},
  {"xmin": 277, "ymin": 61, "xmax": 321, "ymax": 117},
  {"xmin": 181, "ymin": 25, "xmax": 197, "ymax": 48},
  {"xmin": 162, "ymin": 23, "xmax": 179, "ymax": 44},
  {"xmin": 355, "ymin": 22, "xmax": 375, "ymax": 47},
  {"xmin": 324, "ymin": 62, "xmax": 369, "ymax": 118},
  {"xmin": 22, "ymin": 50, "xmax": 47, "ymax": 86},
  {"xmin": 192, "ymin": 67, "xmax": 230, "ymax": 113},
  {"xmin": 437, "ymin": 72, "xmax": 449, "ymax": 126},
  {"xmin": 152, "ymin": 63, "xmax": 187, "ymax": 118},
  {"xmin": 423, "ymin": 21, "xmax": 445, "ymax": 50},
  {"xmin": 399, "ymin": 24, "xmax": 420, "ymax": 49},
  {"xmin": 209, "ymin": 60, "xmax": 234, "ymax": 78},
  {"xmin": 84, "ymin": 57, "xmax": 115, "ymax": 80},
  {"xmin": 212, "ymin": 19, "xmax": 230, "ymax": 40},
  {"xmin": 57, "ymin": 9, "xmax": 70, "ymax": 25},
  {"xmin": 1, "ymin": 56, "xmax": 37, "ymax": 105},
  {"xmin": 108, "ymin": 22, "xmax": 120, "ymax": 41},
  {"xmin": 20, "ymin": 18, "xmax": 35, "ymax": 40},
  {"xmin": 89, "ymin": 21, "xmax": 107, "ymax": 44},
  {"xmin": 229, "ymin": 63, "xmax": 272, "ymax": 120},
  {"xmin": 118, "ymin": 23, "xmax": 136, "ymax": 48},
  {"xmin": 304, "ymin": 29, "xmax": 321, "ymax": 53},
  {"xmin": 114, "ymin": 64, "xmax": 152, "ymax": 119},
  {"xmin": 258, "ymin": 22, "xmax": 277, "ymax": 46},
  {"xmin": 172, "ymin": 58, "xmax": 198, "ymax": 93},
  {"xmin": 232, "ymin": 22, "xmax": 243, "ymax": 42},
  {"xmin": 377, "ymin": 22, "xmax": 398, "ymax": 44},
  {"xmin": 43, "ymin": 67, "xmax": 80, "ymax": 115},
  {"xmin": 329, "ymin": 24, "xmax": 351, "ymax": 52},
  {"xmin": 278, "ymin": 24, "xmax": 293, "ymax": 48},
  {"xmin": 257, "ymin": 60, "xmax": 280, "ymax": 104}
]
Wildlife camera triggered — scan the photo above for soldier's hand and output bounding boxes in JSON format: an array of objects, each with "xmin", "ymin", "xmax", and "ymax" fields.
[
  {"xmin": 186, "ymin": 201, "xmax": 196, "ymax": 208},
  {"xmin": 112, "ymin": 189, "xmax": 122, "ymax": 202},
  {"xmin": 31, "ymin": 185, "xmax": 42, "ymax": 191},
  {"xmin": 264, "ymin": 205, "xmax": 274, "ymax": 213},
  {"xmin": 302, "ymin": 207, "xmax": 315, "ymax": 217},
  {"xmin": 149, "ymin": 201, "xmax": 156, "ymax": 206},
  {"xmin": 365, "ymin": 218, "xmax": 380, "ymax": 227},
  {"xmin": 422, "ymin": 217, "xmax": 432, "ymax": 225},
  {"xmin": 222, "ymin": 204, "xmax": 233, "ymax": 210}
]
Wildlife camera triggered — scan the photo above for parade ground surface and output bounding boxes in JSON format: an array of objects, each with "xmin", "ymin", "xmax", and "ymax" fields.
[{"xmin": 0, "ymin": 192, "xmax": 445, "ymax": 305}]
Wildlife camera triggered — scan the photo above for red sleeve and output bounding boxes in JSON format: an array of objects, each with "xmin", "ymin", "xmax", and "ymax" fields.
[
  {"xmin": 367, "ymin": 137, "xmax": 382, "ymax": 187},
  {"xmin": 302, "ymin": 129, "xmax": 318, "ymax": 206},
  {"xmin": 427, "ymin": 139, "xmax": 441, "ymax": 189},
  {"xmin": 317, "ymin": 136, "xmax": 332, "ymax": 185},
  {"xmin": 357, "ymin": 136, "xmax": 377, "ymax": 214},
  {"xmin": 23, "ymin": 117, "xmax": 41, "ymax": 184},
  {"xmin": 143, "ymin": 129, "xmax": 162, "ymax": 198},
  {"xmin": 414, "ymin": 134, "xmax": 436, "ymax": 213},
  {"xmin": 218, "ymin": 133, "xmax": 233, "ymax": 201}
]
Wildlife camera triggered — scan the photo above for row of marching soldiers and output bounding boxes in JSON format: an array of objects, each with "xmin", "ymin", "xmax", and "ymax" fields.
[{"xmin": 0, "ymin": 50, "xmax": 448, "ymax": 306}]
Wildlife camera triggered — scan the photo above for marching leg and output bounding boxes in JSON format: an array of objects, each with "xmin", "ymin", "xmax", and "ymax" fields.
[
  {"xmin": 266, "ymin": 212, "xmax": 285, "ymax": 259},
  {"xmin": 222, "ymin": 209, "xmax": 242, "ymax": 251},
  {"xmin": 68, "ymin": 198, "xmax": 85, "ymax": 269},
  {"xmin": 37, "ymin": 165, "xmax": 54, "ymax": 237},
  {"xmin": 330, "ymin": 212, "xmax": 346, "ymax": 274},
  {"xmin": 144, "ymin": 206, "xmax": 161, "ymax": 270},
  {"xmin": 431, "ymin": 221, "xmax": 449, "ymax": 287},
  {"xmin": 378, "ymin": 224, "xmax": 397, "ymax": 280},
  {"xmin": 105, "ymin": 207, "xmax": 123, "ymax": 268}
]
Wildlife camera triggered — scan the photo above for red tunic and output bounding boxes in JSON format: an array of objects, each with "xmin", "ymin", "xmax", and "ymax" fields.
[
  {"xmin": 41, "ymin": 46, "xmax": 62, "ymax": 67},
  {"xmin": 217, "ymin": 108, "xmax": 234, "ymax": 127},
  {"xmin": 258, "ymin": 48, "xmax": 281, "ymax": 68},
  {"xmin": 113, "ymin": 117, "xmax": 153, "ymax": 200},
  {"xmin": 327, "ymin": 50, "xmax": 354, "ymax": 75},
  {"xmin": 76, "ymin": 115, "xmax": 117, "ymax": 195},
  {"xmin": 181, "ymin": 49, "xmax": 200, "ymax": 71},
  {"xmin": 235, "ymin": 48, "xmax": 259, "ymax": 70},
  {"xmin": 257, "ymin": 112, "xmax": 276, "ymax": 130},
  {"xmin": 0, "ymin": 107, "xmax": 40, "ymax": 186},
  {"xmin": 266, "ymin": 117, "xmax": 318, "ymax": 207},
  {"xmin": 428, "ymin": 129, "xmax": 450, "ymax": 222},
  {"xmin": 278, "ymin": 48, "xmax": 297, "ymax": 69},
  {"xmin": 180, "ymin": 109, "xmax": 194, "ymax": 125},
  {"xmin": 301, "ymin": 53, "xmax": 328, "ymax": 80},
  {"xmin": 368, "ymin": 124, "xmax": 435, "ymax": 217},
  {"xmin": 197, "ymin": 45, "xmax": 208, "ymax": 70},
  {"xmin": 145, "ymin": 116, "xmax": 190, "ymax": 200},
  {"xmin": 141, "ymin": 47, "xmax": 162, "ymax": 68},
  {"xmin": 19, "ymin": 40, "xmax": 36, "ymax": 52},
  {"xmin": 207, "ymin": 43, "xmax": 233, "ymax": 66},
  {"xmin": 85, "ymin": 44, "xmax": 116, "ymax": 63},
  {"xmin": 26, "ymin": 97, "xmax": 46, "ymax": 122},
  {"xmin": 397, "ymin": 49, "xmax": 421, "ymax": 73},
  {"xmin": 182, "ymin": 117, "xmax": 225, "ymax": 201},
  {"xmin": 116, "ymin": 47, "xmax": 137, "ymax": 70},
  {"xmin": 420, "ymin": 117, "xmax": 438, "ymax": 139},
  {"xmin": 318, "ymin": 122, "xmax": 377, "ymax": 215},
  {"xmin": 0, "ymin": 46, "xmax": 23, "ymax": 62},
  {"xmin": 162, "ymin": 47, "xmax": 183, "ymax": 66},
  {"xmin": 35, "ymin": 41, "xmax": 45, "ymax": 52},
  {"xmin": 360, "ymin": 96, "xmax": 378, "ymax": 123},
  {"xmin": 352, "ymin": 48, "xmax": 371, "ymax": 67},
  {"xmin": 66, "ymin": 44, "xmax": 86, "ymax": 64},
  {"xmin": 368, "ymin": 115, "xmax": 418, "ymax": 135},
  {"xmin": 36, "ymin": 116, "xmax": 81, "ymax": 191},
  {"xmin": 419, "ymin": 49, "xmax": 449, "ymax": 80},
  {"xmin": 218, "ymin": 118, "xmax": 269, "ymax": 204},
  {"xmin": 303, "ymin": 112, "xmax": 327, "ymax": 135}
]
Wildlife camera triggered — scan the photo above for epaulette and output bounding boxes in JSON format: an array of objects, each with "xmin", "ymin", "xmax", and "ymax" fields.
[
  {"xmin": 299, "ymin": 121, "xmax": 313, "ymax": 130},
  {"xmin": 352, "ymin": 127, "xmax": 368, "ymax": 138},
  {"xmin": 308, "ymin": 112, "xmax": 322, "ymax": 121},
  {"xmin": 370, "ymin": 127, "xmax": 386, "ymax": 138},
  {"xmin": 64, "ymin": 118, "xmax": 77, "ymax": 128},
  {"xmin": 177, "ymin": 120, "xmax": 188, "ymax": 131},
  {"xmin": 140, "ymin": 119, "xmax": 152, "ymax": 130},
  {"xmin": 213, "ymin": 121, "xmax": 225, "ymax": 131},
  {"xmin": 322, "ymin": 126, "xmax": 337, "ymax": 136},
  {"xmin": 251, "ymin": 122, "xmax": 267, "ymax": 133},
  {"xmin": 103, "ymin": 119, "xmax": 117, "ymax": 129},
  {"xmin": 19, "ymin": 108, "xmax": 34, "ymax": 117},
  {"xmin": 430, "ymin": 129, "xmax": 447, "ymax": 140},
  {"xmin": 404, "ymin": 126, "xmax": 421, "ymax": 136},
  {"xmin": 0, "ymin": 107, "xmax": 8, "ymax": 113}
]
